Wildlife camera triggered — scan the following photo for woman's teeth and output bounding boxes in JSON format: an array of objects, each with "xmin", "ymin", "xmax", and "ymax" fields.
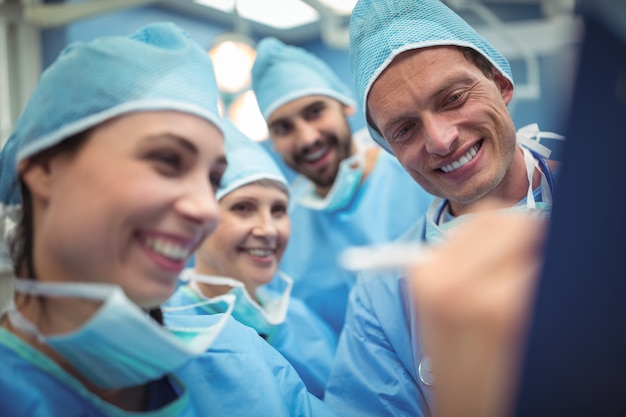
[
  {"xmin": 145, "ymin": 237, "xmax": 190, "ymax": 261},
  {"xmin": 440, "ymin": 143, "xmax": 480, "ymax": 173},
  {"xmin": 246, "ymin": 248, "xmax": 273, "ymax": 257}
]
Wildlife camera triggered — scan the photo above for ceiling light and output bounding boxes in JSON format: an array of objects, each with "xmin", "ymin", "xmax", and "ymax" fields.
[
  {"xmin": 237, "ymin": 0, "xmax": 319, "ymax": 29},
  {"xmin": 193, "ymin": 0, "xmax": 234, "ymax": 12},
  {"xmin": 316, "ymin": 0, "xmax": 357, "ymax": 15},
  {"xmin": 208, "ymin": 33, "xmax": 256, "ymax": 94}
]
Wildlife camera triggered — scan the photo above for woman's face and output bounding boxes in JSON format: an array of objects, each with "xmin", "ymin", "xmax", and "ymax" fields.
[
  {"xmin": 24, "ymin": 111, "xmax": 226, "ymax": 308},
  {"xmin": 195, "ymin": 182, "xmax": 290, "ymax": 294}
]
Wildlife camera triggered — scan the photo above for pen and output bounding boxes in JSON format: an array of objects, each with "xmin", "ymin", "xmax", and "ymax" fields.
[{"xmin": 338, "ymin": 242, "xmax": 434, "ymax": 273}]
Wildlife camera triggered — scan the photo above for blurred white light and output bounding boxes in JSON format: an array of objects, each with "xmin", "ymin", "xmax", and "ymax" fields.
[
  {"xmin": 193, "ymin": 0, "xmax": 234, "ymax": 12},
  {"xmin": 317, "ymin": 0, "xmax": 357, "ymax": 15},
  {"xmin": 194, "ymin": 0, "xmax": 319, "ymax": 30},
  {"xmin": 229, "ymin": 90, "xmax": 269, "ymax": 142},
  {"xmin": 208, "ymin": 36, "xmax": 256, "ymax": 94},
  {"xmin": 237, "ymin": 0, "xmax": 319, "ymax": 29}
]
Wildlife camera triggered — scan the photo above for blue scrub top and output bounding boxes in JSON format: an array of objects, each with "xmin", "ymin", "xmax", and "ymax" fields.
[
  {"xmin": 165, "ymin": 283, "xmax": 337, "ymax": 399},
  {"xmin": 325, "ymin": 152, "xmax": 558, "ymax": 416},
  {"xmin": 0, "ymin": 319, "xmax": 335, "ymax": 417},
  {"xmin": 323, "ymin": 219, "xmax": 434, "ymax": 417},
  {"xmin": 276, "ymin": 150, "xmax": 434, "ymax": 336}
]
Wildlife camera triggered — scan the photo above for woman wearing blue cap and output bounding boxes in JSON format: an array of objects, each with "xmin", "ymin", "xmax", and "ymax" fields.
[
  {"xmin": 165, "ymin": 120, "xmax": 337, "ymax": 400},
  {"xmin": 0, "ymin": 23, "xmax": 334, "ymax": 416}
]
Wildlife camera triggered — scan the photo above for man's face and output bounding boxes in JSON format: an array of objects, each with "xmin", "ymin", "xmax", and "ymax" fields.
[
  {"xmin": 368, "ymin": 46, "xmax": 519, "ymax": 216},
  {"xmin": 267, "ymin": 95, "xmax": 354, "ymax": 193}
]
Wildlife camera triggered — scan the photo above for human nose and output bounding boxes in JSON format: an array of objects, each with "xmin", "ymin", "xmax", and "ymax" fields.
[
  {"xmin": 294, "ymin": 120, "xmax": 320, "ymax": 150},
  {"xmin": 252, "ymin": 211, "xmax": 278, "ymax": 239},
  {"xmin": 175, "ymin": 176, "xmax": 220, "ymax": 228},
  {"xmin": 422, "ymin": 114, "xmax": 458, "ymax": 155}
]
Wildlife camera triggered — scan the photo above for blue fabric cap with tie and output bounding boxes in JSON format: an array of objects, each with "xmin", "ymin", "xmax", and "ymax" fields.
[
  {"xmin": 0, "ymin": 22, "xmax": 224, "ymax": 267},
  {"xmin": 217, "ymin": 119, "xmax": 289, "ymax": 202},
  {"xmin": 350, "ymin": 0, "xmax": 514, "ymax": 153},
  {"xmin": 0, "ymin": 22, "xmax": 223, "ymax": 207},
  {"xmin": 251, "ymin": 37, "xmax": 356, "ymax": 121}
]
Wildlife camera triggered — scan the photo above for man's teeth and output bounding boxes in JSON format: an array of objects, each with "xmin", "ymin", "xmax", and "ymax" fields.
[
  {"xmin": 247, "ymin": 249, "xmax": 273, "ymax": 257},
  {"xmin": 440, "ymin": 144, "xmax": 480, "ymax": 173},
  {"xmin": 145, "ymin": 237, "xmax": 189, "ymax": 261},
  {"xmin": 304, "ymin": 147, "xmax": 327, "ymax": 162}
]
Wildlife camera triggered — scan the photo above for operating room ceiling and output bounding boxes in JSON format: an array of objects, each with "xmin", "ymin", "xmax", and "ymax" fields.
[
  {"xmin": 0, "ymin": 0, "xmax": 583, "ymax": 146},
  {"xmin": 158, "ymin": 0, "xmax": 580, "ymax": 50},
  {"xmin": 0, "ymin": 0, "xmax": 581, "ymax": 50}
]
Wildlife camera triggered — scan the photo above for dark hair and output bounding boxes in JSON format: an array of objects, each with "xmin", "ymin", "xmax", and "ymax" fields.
[
  {"xmin": 460, "ymin": 46, "xmax": 495, "ymax": 80},
  {"xmin": 10, "ymin": 130, "xmax": 89, "ymax": 279},
  {"xmin": 10, "ymin": 128, "xmax": 166, "ymax": 324},
  {"xmin": 366, "ymin": 46, "xmax": 496, "ymax": 136}
]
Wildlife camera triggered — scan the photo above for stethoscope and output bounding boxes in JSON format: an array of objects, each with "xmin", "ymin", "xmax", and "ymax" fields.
[
  {"xmin": 417, "ymin": 147, "xmax": 557, "ymax": 387},
  {"xmin": 534, "ymin": 149, "xmax": 557, "ymax": 197}
]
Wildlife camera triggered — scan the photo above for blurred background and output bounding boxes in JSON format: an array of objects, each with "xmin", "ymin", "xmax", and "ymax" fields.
[
  {"xmin": 0, "ymin": 0, "xmax": 583, "ymax": 147},
  {"xmin": 0, "ymin": 0, "xmax": 583, "ymax": 306},
  {"xmin": 0, "ymin": 0, "xmax": 580, "ymax": 305}
]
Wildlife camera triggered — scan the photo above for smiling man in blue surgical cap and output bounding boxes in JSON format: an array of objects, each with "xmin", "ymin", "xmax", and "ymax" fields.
[
  {"xmin": 324, "ymin": 0, "xmax": 563, "ymax": 415},
  {"xmin": 251, "ymin": 37, "xmax": 434, "ymax": 339}
]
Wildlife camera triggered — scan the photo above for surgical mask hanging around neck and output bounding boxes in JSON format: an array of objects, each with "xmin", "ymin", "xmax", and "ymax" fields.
[
  {"xmin": 298, "ymin": 150, "xmax": 365, "ymax": 212},
  {"xmin": 425, "ymin": 145, "xmax": 553, "ymax": 245},
  {"xmin": 174, "ymin": 269, "xmax": 292, "ymax": 339},
  {"xmin": 516, "ymin": 123, "xmax": 565, "ymax": 161},
  {"xmin": 3, "ymin": 278, "xmax": 234, "ymax": 389}
]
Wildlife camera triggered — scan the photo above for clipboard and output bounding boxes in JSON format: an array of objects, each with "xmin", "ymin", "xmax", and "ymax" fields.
[{"xmin": 513, "ymin": 10, "xmax": 626, "ymax": 417}]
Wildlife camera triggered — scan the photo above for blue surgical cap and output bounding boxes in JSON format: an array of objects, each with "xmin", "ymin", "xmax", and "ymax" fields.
[
  {"xmin": 0, "ymin": 22, "xmax": 223, "ymax": 207},
  {"xmin": 251, "ymin": 37, "xmax": 356, "ymax": 121},
  {"xmin": 217, "ymin": 119, "xmax": 289, "ymax": 201},
  {"xmin": 350, "ymin": 0, "xmax": 514, "ymax": 153}
]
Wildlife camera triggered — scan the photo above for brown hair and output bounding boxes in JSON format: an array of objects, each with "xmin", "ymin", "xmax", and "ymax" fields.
[
  {"xmin": 10, "ymin": 131, "xmax": 89, "ymax": 279},
  {"xmin": 461, "ymin": 46, "xmax": 495, "ymax": 80},
  {"xmin": 11, "ymin": 128, "xmax": 165, "ymax": 324}
]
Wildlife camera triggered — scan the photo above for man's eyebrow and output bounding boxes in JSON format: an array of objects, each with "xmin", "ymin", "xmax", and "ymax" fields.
[
  {"xmin": 377, "ymin": 75, "xmax": 475, "ymax": 132},
  {"xmin": 378, "ymin": 111, "xmax": 417, "ymax": 136},
  {"xmin": 301, "ymin": 100, "xmax": 325, "ymax": 112},
  {"xmin": 268, "ymin": 118, "xmax": 288, "ymax": 128},
  {"xmin": 268, "ymin": 99, "xmax": 327, "ymax": 129}
]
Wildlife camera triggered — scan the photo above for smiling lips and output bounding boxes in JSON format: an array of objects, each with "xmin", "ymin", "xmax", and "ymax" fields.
[
  {"xmin": 303, "ymin": 145, "xmax": 328, "ymax": 162},
  {"xmin": 245, "ymin": 248, "xmax": 274, "ymax": 257},
  {"xmin": 242, "ymin": 247, "xmax": 276, "ymax": 265},
  {"xmin": 300, "ymin": 143, "xmax": 331, "ymax": 169},
  {"xmin": 144, "ymin": 236, "xmax": 192, "ymax": 261},
  {"xmin": 440, "ymin": 142, "xmax": 482, "ymax": 173}
]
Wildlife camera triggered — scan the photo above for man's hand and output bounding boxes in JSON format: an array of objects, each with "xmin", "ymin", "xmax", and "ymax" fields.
[{"xmin": 409, "ymin": 208, "xmax": 548, "ymax": 417}]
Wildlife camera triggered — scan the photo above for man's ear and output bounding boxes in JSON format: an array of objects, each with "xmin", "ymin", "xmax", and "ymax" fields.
[
  {"xmin": 492, "ymin": 68, "xmax": 514, "ymax": 105},
  {"xmin": 18, "ymin": 159, "xmax": 54, "ymax": 203}
]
